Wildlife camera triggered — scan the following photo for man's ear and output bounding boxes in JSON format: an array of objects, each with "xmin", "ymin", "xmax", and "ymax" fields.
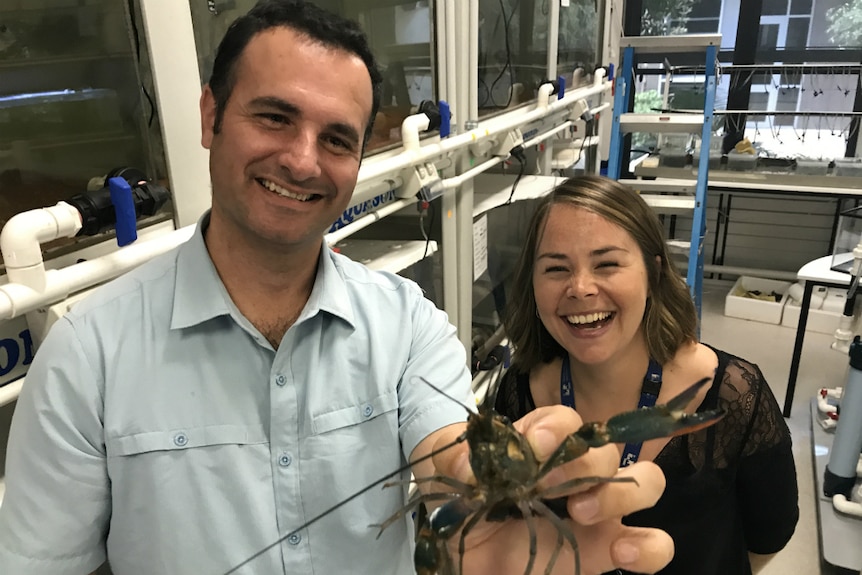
[{"xmin": 200, "ymin": 84, "xmax": 217, "ymax": 150}]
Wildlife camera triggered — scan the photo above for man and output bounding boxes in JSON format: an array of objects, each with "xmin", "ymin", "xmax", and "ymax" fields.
[{"xmin": 0, "ymin": 2, "xmax": 672, "ymax": 574}]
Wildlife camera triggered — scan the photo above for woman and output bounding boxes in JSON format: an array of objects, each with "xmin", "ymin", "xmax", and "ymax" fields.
[{"xmin": 495, "ymin": 175, "xmax": 798, "ymax": 575}]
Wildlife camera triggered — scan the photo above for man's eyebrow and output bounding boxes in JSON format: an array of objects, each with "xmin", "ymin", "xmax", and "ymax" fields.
[{"xmin": 249, "ymin": 96, "xmax": 361, "ymax": 145}]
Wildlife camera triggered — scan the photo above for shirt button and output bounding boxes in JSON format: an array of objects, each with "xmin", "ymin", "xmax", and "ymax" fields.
[
  {"xmin": 275, "ymin": 374, "xmax": 286, "ymax": 387},
  {"xmin": 173, "ymin": 433, "xmax": 188, "ymax": 447},
  {"xmin": 278, "ymin": 453, "xmax": 292, "ymax": 467},
  {"xmin": 363, "ymin": 404, "xmax": 374, "ymax": 418},
  {"xmin": 287, "ymin": 533, "xmax": 301, "ymax": 545}
]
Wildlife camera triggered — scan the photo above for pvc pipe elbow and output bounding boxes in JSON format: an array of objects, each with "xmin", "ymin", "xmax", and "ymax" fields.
[
  {"xmin": 537, "ymin": 84, "xmax": 555, "ymax": 110},
  {"xmin": 401, "ymin": 113, "xmax": 431, "ymax": 153},
  {"xmin": 1, "ymin": 202, "xmax": 82, "ymax": 270}
]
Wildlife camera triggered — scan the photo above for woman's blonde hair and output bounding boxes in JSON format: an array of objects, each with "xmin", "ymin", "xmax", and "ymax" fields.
[{"xmin": 504, "ymin": 175, "xmax": 697, "ymax": 372}]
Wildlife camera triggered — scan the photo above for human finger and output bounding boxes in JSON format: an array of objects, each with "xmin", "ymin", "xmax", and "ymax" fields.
[
  {"xmin": 513, "ymin": 405, "xmax": 621, "ymax": 490},
  {"xmin": 609, "ymin": 526, "xmax": 675, "ymax": 574},
  {"xmin": 568, "ymin": 461, "xmax": 666, "ymax": 525}
]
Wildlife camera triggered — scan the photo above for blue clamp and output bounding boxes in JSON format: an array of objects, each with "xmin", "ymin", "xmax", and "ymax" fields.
[
  {"xmin": 108, "ymin": 176, "xmax": 138, "ymax": 247},
  {"xmin": 608, "ymin": 63, "xmax": 615, "ymax": 80},
  {"xmin": 438, "ymin": 100, "xmax": 451, "ymax": 138},
  {"xmin": 557, "ymin": 75, "xmax": 566, "ymax": 99}
]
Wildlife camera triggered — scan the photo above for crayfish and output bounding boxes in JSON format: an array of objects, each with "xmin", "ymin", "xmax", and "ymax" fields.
[
  {"xmin": 378, "ymin": 376, "xmax": 722, "ymax": 575},
  {"xmin": 223, "ymin": 376, "xmax": 721, "ymax": 575}
]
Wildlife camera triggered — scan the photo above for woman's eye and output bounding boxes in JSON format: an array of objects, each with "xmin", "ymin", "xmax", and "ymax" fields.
[
  {"xmin": 544, "ymin": 266, "xmax": 568, "ymax": 273},
  {"xmin": 596, "ymin": 261, "xmax": 619, "ymax": 269}
]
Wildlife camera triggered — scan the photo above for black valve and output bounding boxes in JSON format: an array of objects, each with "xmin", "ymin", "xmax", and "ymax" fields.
[{"xmin": 65, "ymin": 167, "xmax": 171, "ymax": 237}]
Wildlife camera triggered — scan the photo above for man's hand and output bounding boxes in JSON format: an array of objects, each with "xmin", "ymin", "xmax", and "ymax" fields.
[{"xmin": 423, "ymin": 405, "xmax": 674, "ymax": 575}]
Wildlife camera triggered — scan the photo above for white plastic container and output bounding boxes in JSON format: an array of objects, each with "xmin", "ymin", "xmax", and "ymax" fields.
[
  {"xmin": 834, "ymin": 157, "xmax": 862, "ymax": 177},
  {"xmin": 796, "ymin": 158, "xmax": 830, "ymax": 176},
  {"xmin": 724, "ymin": 276, "xmax": 791, "ymax": 324},
  {"xmin": 726, "ymin": 150, "xmax": 757, "ymax": 171}
]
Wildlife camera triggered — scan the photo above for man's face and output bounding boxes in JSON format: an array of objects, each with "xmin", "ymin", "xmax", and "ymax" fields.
[{"xmin": 200, "ymin": 26, "xmax": 373, "ymax": 252}]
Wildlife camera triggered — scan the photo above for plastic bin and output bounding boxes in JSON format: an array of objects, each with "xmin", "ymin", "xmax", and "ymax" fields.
[
  {"xmin": 659, "ymin": 135, "xmax": 690, "ymax": 168},
  {"xmin": 693, "ymin": 135, "xmax": 723, "ymax": 169},
  {"xmin": 796, "ymin": 158, "xmax": 830, "ymax": 176},
  {"xmin": 726, "ymin": 150, "xmax": 757, "ymax": 171},
  {"xmin": 834, "ymin": 157, "xmax": 862, "ymax": 177},
  {"xmin": 724, "ymin": 276, "xmax": 791, "ymax": 324}
]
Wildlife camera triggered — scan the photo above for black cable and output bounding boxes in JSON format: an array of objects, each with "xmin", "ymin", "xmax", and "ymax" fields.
[
  {"xmin": 487, "ymin": 0, "xmax": 519, "ymax": 109},
  {"xmin": 422, "ymin": 200, "xmax": 436, "ymax": 259},
  {"xmin": 127, "ymin": 0, "xmax": 156, "ymax": 127},
  {"xmin": 505, "ymin": 146, "xmax": 527, "ymax": 205}
]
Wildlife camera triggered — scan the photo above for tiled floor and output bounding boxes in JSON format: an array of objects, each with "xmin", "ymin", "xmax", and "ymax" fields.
[{"xmin": 700, "ymin": 280, "xmax": 855, "ymax": 575}]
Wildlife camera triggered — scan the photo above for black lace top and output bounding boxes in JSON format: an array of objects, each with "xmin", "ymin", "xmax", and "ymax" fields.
[{"xmin": 493, "ymin": 347, "xmax": 799, "ymax": 575}]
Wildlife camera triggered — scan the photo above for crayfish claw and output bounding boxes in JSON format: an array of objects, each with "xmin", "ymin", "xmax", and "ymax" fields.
[{"xmin": 601, "ymin": 377, "xmax": 724, "ymax": 444}]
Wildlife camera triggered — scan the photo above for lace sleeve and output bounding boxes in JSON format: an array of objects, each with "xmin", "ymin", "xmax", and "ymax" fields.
[
  {"xmin": 716, "ymin": 355, "xmax": 791, "ymax": 459},
  {"xmin": 717, "ymin": 353, "xmax": 799, "ymax": 552}
]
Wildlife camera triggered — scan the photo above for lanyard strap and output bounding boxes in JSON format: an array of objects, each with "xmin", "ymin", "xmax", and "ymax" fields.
[{"xmin": 560, "ymin": 355, "xmax": 662, "ymax": 467}]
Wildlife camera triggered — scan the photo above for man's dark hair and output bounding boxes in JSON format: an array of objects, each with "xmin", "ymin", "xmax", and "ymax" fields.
[{"xmin": 208, "ymin": 0, "xmax": 383, "ymax": 147}]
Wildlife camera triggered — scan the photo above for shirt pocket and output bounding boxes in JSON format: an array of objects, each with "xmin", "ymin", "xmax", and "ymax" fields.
[
  {"xmin": 106, "ymin": 423, "xmax": 269, "ymax": 456},
  {"xmin": 306, "ymin": 389, "xmax": 400, "ymax": 462},
  {"xmin": 311, "ymin": 388, "xmax": 399, "ymax": 435}
]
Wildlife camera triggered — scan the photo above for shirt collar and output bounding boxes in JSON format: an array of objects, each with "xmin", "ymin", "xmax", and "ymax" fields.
[{"xmin": 171, "ymin": 211, "xmax": 355, "ymax": 330}]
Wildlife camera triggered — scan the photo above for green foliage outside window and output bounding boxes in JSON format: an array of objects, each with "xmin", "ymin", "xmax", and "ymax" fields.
[{"xmin": 826, "ymin": 0, "xmax": 862, "ymax": 47}]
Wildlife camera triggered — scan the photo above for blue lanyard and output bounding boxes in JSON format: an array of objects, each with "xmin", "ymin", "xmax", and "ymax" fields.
[{"xmin": 560, "ymin": 355, "xmax": 662, "ymax": 467}]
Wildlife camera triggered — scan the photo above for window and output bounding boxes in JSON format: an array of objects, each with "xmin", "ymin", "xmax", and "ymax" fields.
[
  {"xmin": 786, "ymin": 17, "xmax": 810, "ymax": 49},
  {"xmin": 758, "ymin": 24, "xmax": 780, "ymax": 50},
  {"xmin": 763, "ymin": 0, "xmax": 789, "ymax": 16}
]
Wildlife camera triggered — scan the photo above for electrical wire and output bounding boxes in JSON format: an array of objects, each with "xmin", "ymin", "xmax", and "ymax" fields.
[
  {"xmin": 126, "ymin": 0, "xmax": 156, "ymax": 128},
  {"xmin": 505, "ymin": 147, "xmax": 527, "ymax": 205},
  {"xmin": 421, "ymin": 200, "xmax": 435, "ymax": 259}
]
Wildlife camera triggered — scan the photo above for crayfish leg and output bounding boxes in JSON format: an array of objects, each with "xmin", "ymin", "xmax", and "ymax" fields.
[{"xmin": 532, "ymin": 498, "xmax": 580, "ymax": 575}]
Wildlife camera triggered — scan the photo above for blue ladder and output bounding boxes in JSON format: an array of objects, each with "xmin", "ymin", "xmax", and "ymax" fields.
[{"xmin": 607, "ymin": 35, "xmax": 719, "ymax": 319}]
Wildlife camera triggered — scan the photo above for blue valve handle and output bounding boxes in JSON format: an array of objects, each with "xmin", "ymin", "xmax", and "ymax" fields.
[
  {"xmin": 108, "ymin": 176, "xmax": 138, "ymax": 247},
  {"xmin": 438, "ymin": 100, "xmax": 451, "ymax": 138},
  {"xmin": 557, "ymin": 75, "xmax": 566, "ymax": 99}
]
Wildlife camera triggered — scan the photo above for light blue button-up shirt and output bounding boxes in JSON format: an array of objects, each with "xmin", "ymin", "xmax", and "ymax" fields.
[{"xmin": 0, "ymin": 214, "xmax": 472, "ymax": 575}]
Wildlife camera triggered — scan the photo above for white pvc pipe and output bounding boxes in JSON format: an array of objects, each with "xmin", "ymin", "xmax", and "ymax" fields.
[
  {"xmin": 442, "ymin": 157, "xmax": 504, "ymax": 191},
  {"xmin": 523, "ymin": 121, "xmax": 574, "ymax": 149},
  {"xmin": 356, "ymin": 75, "xmax": 610, "ymax": 186},
  {"xmin": 0, "ymin": 378, "xmax": 22, "ymax": 408},
  {"xmin": 325, "ymin": 198, "xmax": 415, "ymax": 246},
  {"xmin": 0, "ymin": 225, "xmax": 195, "ymax": 320},
  {"xmin": 536, "ymin": 83, "xmax": 556, "ymax": 111},
  {"xmin": 547, "ymin": 0, "xmax": 560, "ymax": 82},
  {"xmin": 435, "ymin": 0, "xmax": 449, "ymax": 103},
  {"xmin": 1, "ymin": 202, "xmax": 82, "ymax": 293},
  {"xmin": 401, "ymin": 114, "xmax": 431, "ymax": 153},
  {"xmin": 468, "ymin": 0, "xmax": 479, "ymax": 123},
  {"xmin": 445, "ymin": 0, "xmax": 457, "ymax": 128},
  {"xmin": 457, "ymin": 0, "xmax": 470, "ymax": 132}
]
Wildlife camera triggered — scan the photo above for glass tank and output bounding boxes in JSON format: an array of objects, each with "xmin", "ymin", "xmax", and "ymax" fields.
[
  {"xmin": 189, "ymin": 0, "xmax": 437, "ymax": 153},
  {"xmin": 557, "ymin": 0, "xmax": 602, "ymax": 90},
  {"xmin": 478, "ymin": 0, "xmax": 549, "ymax": 117},
  {"xmin": 0, "ymin": 0, "xmax": 171, "ymax": 264}
]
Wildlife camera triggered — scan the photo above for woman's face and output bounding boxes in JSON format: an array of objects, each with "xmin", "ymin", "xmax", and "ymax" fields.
[{"xmin": 532, "ymin": 203, "xmax": 650, "ymax": 367}]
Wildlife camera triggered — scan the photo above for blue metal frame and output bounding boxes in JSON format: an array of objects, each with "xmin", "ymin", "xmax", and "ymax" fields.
[{"xmin": 606, "ymin": 42, "xmax": 718, "ymax": 320}]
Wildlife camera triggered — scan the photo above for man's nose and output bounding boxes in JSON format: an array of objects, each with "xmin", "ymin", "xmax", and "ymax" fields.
[{"xmin": 280, "ymin": 131, "xmax": 322, "ymax": 181}]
